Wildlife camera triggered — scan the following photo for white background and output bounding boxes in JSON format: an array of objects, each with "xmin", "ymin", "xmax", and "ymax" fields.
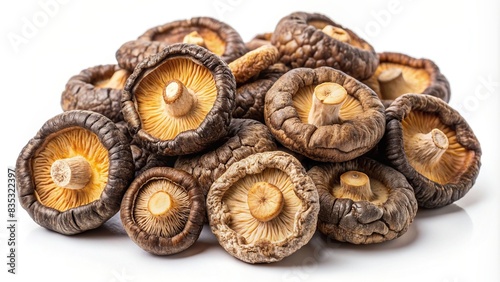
[{"xmin": 1, "ymin": 0, "xmax": 499, "ymax": 281}]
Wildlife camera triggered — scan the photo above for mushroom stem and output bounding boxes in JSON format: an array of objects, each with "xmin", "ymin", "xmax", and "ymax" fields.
[
  {"xmin": 95, "ymin": 69, "xmax": 130, "ymax": 89},
  {"xmin": 148, "ymin": 191, "xmax": 173, "ymax": 216},
  {"xmin": 377, "ymin": 68, "xmax": 414, "ymax": 100},
  {"xmin": 163, "ymin": 79, "xmax": 198, "ymax": 117},
  {"xmin": 247, "ymin": 182, "xmax": 284, "ymax": 222},
  {"xmin": 183, "ymin": 31, "xmax": 207, "ymax": 48},
  {"xmin": 322, "ymin": 25, "xmax": 351, "ymax": 43},
  {"xmin": 337, "ymin": 171, "xmax": 374, "ymax": 202},
  {"xmin": 50, "ymin": 156, "xmax": 92, "ymax": 190},
  {"xmin": 307, "ymin": 82, "xmax": 348, "ymax": 126},
  {"xmin": 407, "ymin": 128, "xmax": 449, "ymax": 166}
]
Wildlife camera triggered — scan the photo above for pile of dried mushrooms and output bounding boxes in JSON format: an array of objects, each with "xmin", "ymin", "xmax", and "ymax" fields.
[{"xmin": 16, "ymin": 11, "xmax": 481, "ymax": 264}]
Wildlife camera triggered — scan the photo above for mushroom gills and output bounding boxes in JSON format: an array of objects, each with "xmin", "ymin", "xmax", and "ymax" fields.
[
  {"xmin": 376, "ymin": 64, "xmax": 430, "ymax": 100},
  {"xmin": 94, "ymin": 69, "xmax": 130, "ymax": 89},
  {"xmin": 183, "ymin": 31, "xmax": 207, "ymax": 48},
  {"xmin": 321, "ymin": 25, "xmax": 351, "ymax": 43},
  {"xmin": 222, "ymin": 168, "xmax": 302, "ymax": 243},
  {"xmin": 332, "ymin": 171, "xmax": 389, "ymax": 205}
]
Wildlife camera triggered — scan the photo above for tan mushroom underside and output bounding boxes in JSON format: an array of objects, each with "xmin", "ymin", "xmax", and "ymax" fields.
[
  {"xmin": 402, "ymin": 111, "xmax": 475, "ymax": 184},
  {"xmin": 154, "ymin": 28, "xmax": 226, "ymax": 56},
  {"xmin": 135, "ymin": 57, "xmax": 217, "ymax": 140},
  {"xmin": 133, "ymin": 179, "xmax": 190, "ymax": 237},
  {"xmin": 293, "ymin": 85, "xmax": 364, "ymax": 124},
  {"xmin": 307, "ymin": 20, "xmax": 364, "ymax": 49},
  {"xmin": 32, "ymin": 127, "xmax": 109, "ymax": 211},
  {"xmin": 331, "ymin": 171, "xmax": 389, "ymax": 205},
  {"xmin": 222, "ymin": 168, "xmax": 302, "ymax": 244},
  {"xmin": 374, "ymin": 63, "xmax": 430, "ymax": 99}
]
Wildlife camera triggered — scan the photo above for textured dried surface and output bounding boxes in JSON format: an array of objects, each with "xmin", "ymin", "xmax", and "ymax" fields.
[
  {"xmin": 229, "ymin": 45, "xmax": 280, "ymax": 84},
  {"xmin": 384, "ymin": 94, "xmax": 481, "ymax": 208},
  {"xmin": 245, "ymin": 32, "xmax": 273, "ymax": 51},
  {"xmin": 61, "ymin": 65, "xmax": 128, "ymax": 122},
  {"xmin": 16, "ymin": 110, "xmax": 135, "ymax": 235},
  {"xmin": 233, "ymin": 63, "xmax": 289, "ymax": 122},
  {"xmin": 264, "ymin": 66, "xmax": 385, "ymax": 162},
  {"xmin": 362, "ymin": 52, "xmax": 451, "ymax": 107},
  {"xmin": 138, "ymin": 16, "xmax": 247, "ymax": 63},
  {"xmin": 207, "ymin": 151, "xmax": 319, "ymax": 264},
  {"xmin": 271, "ymin": 12, "xmax": 378, "ymax": 80},
  {"xmin": 308, "ymin": 157, "xmax": 418, "ymax": 244},
  {"xmin": 120, "ymin": 167, "xmax": 205, "ymax": 255},
  {"xmin": 115, "ymin": 40, "xmax": 169, "ymax": 72},
  {"xmin": 122, "ymin": 43, "xmax": 236, "ymax": 156},
  {"xmin": 175, "ymin": 118, "xmax": 277, "ymax": 197}
]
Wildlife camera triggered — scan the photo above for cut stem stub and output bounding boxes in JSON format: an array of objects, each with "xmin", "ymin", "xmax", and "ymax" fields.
[
  {"xmin": 148, "ymin": 191, "xmax": 173, "ymax": 216},
  {"xmin": 337, "ymin": 171, "xmax": 374, "ymax": 202},
  {"xmin": 50, "ymin": 156, "xmax": 92, "ymax": 190},
  {"xmin": 163, "ymin": 79, "xmax": 198, "ymax": 117},
  {"xmin": 308, "ymin": 82, "xmax": 348, "ymax": 126},
  {"xmin": 247, "ymin": 182, "xmax": 284, "ymax": 222},
  {"xmin": 183, "ymin": 31, "xmax": 207, "ymax": 48},
  {"xmin": 377, "ymin": 68, "xmax": 413, "ymax": 100},
  {"xmin": 322, "ymin": 25, "xmax": 351, "ymax": 43},
  {"xmin": 408, "ymin": 128, "xmax": 449, "ymax": 166}
]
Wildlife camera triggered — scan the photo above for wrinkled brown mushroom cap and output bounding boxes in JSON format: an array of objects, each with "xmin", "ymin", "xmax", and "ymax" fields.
[
  {"xmin": 362, "ymin": 52, "xmax": 451, "ymax": 107},
  {"xmin": 308, "ymin": 157, "xmax": 418, "ymax": 244},
  {"xmin": 207, "ymin": 151, "xmax": 319, "ymax": 264},
  {"xmin": 233, "ymin": 63, "xmax": 289, "ymax": 122},
  {"xmin": 16, "ymin": 110, "xmax": 135, "ymax": 235},
  {"xmin": 122, "ymin": 43, "xmax": 236, "ymax": 156},
  {"xmin": 120, "ymin": 167, "xmax": 205, "ymax": 255},
  {"xmin": 264, "ymin": 66, "xmax": 385, "ymax": 162},
  {"xmin": 384, "ymin": 94, "xmax": 481, "ymax": 208},
  {"xmin": 175, "ymin": 118, "xmax": 277, "ymax": 197},
  {"xmin": 115, "ymin": 40, "xmax": 169, "ymax": 72},
  {"xmin": 137, "ymin": 17, "xmax": 247, "ymax": 64},
  {"xmin": 61, "ymin": 65, "xmax": 130, "ymax": 122},
  {"xmin": 271, "ymin": 12, "xmax": 378, "ymax": 80}
]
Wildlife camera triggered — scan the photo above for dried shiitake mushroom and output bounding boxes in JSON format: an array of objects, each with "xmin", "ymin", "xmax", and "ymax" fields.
[
  {"xmin": 16, "ymin": 110, "xmax": 135, "ymax": 235},
  {"xmin": 228, "ymin": 44, "xmax": 280, "ymax": 85},
  {"xmin": 137, "ymin": 16, "xmax": 247, "ymax": 64},
  {"xmin": 115, "ymin": 40, "xmax": 169, "ymax": 72},
  {"xmin": 308, "ymin": 157, "xmax": 418, "ymax": 244},
  {"xmin": 384, "ymin": 94, "xmax": 481, "ymax": 208},
  {"xmin": 174, "ymin": 118, "xmax": 277, "ymax": 197},
  {"xmin": 120, "ymin": 167, "xmax": 205, "ymax": 255},
  {"xmin": 122, "ymin": 43, "xmax": 236, "ymax": 156},
  {"xmin": 233, "ymin": 63, "xmax": 289, "ymax": 122},
  {"xmin": 271, "ymin": 12, "xmax": 378, "ymax": 80},
  {"xmin": 245, "ymin": 32, "xmax": 273, "ymax": 51},
  {"xmin": 265, "ymin": 66, "xmax": 385, "ymax": 162},
  {"xmin": 207, "ymin": 151, "xmax": 319, "ymax": 264},
  {"xmin": 61, "ymin": 64, "xmax": 130, "ymax": 122},
  {"xmin": 362, "ymin": 52, "xmax": 451, "ymax": 107}
]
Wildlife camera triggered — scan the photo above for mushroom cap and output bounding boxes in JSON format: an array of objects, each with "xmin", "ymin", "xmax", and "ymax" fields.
[
  {"xmin": 120, "ymin": 167, "xmax": 205, "ymax": 255},
  {"xmin": 384, "ymin": 94, "xmax": 481, "ymax": 208},
  {"xmin": 308, "ymin": 157, "xmax": 418, "ymax": 244},
  {"xmin": 270, "ymin": 12, "xmax": 378, "ymax": 80},
  {"xmin": 264, "ymin": 66, "xmax": 386, "ymax": 162},
  {"xmin": 137, "ymin": 16, "xmax": 247, "ymax": 64},
  {"xmin": 174, "ymin": 118, "xmax": 277, "ymax": 197},
  {"xmin": 233, "ymin": 63, "xmax": 289, "ymax": 122},
  {"xmin": 122, "ymin": 43, "xmax": 236, "ymax": 156},
  {"xmin": 16, "ymin": 110, "xmax": 135, "ymax": 235},
  {"xmin": 207, "ymin": 151, "xmax": 319, "ymax": 264},
  {"xmin": 362, "ymin": 52, "xmax": 451, "ymax": 107},
  {"xmin": 61, "ymin": 64, "xmax": 129, "ymax": 122},
  {"xmin": 228, "ymin": 44, "xmax": 280, "ymax": 85},
  {"xmin": 115, "ymin": 40, "xmax": 169, "ymax": 72}
]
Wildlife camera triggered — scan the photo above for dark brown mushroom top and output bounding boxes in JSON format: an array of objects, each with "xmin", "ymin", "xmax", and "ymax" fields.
[
  {"xmin": 120, "ymin": 167, "xmax": 205, "ymax": 255},
  {"xmin": 362, "ymin": 52, "xmax": 451, "ymax": 107},
  {"xmin": 174, "ymin": 118, "xmax": 277, "ymax": 197},
  {"xmin": 265, "ymin": 66, "xmax": 385, "ymax": 162},
  {"xmin": 207, "ymin": 151, "xmax": 319, "ymax": 264},
  {"xmin": 61, "ymin": 64, "xmax": 130, "ymax": 122},
  {"xmin": 245, "ymin": 32, "xmax": 273, "ymax": 51},
  {"xmin": 137, "ymin": 16, "xmax": 247, "ymax": 64},
  {"xmin": 308, "ymin": 157, "xmax": 418, "ymax": 244},
  {"xmin": 233, "ymin": 63, "xmax": 289, "ymax": 122},
  {"xmin": 16, "ymin": 110, "xmax": 135, "ymax": 235},
  {"xmin": 384, "ymin": 94, "xmax": 481, "ymax": 208},
  {"xmin": 271, "ymin": 12, "xmax": 378, "ymax": 80},
  {"xmin": 122, "ymin": 43, "xmax": 236, "ymax": 156},
  {"xmin": 115, "ymin": 40, "xmax": 169, "ymax": 72}
]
